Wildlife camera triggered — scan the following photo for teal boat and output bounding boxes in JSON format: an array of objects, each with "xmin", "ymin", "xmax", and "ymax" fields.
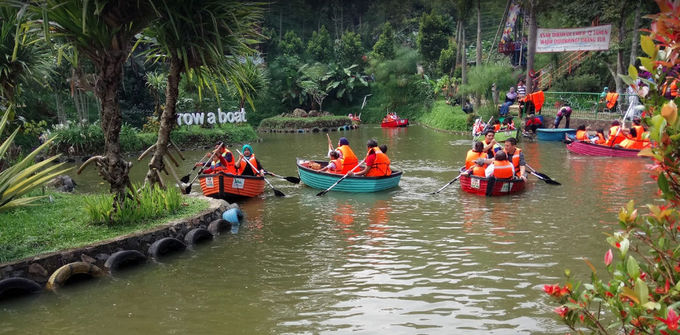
[
  {"xmin": 494, "ymin": 129, "xmax": 520, "ymax": 142},
  {"xmin": 537, "ymin": 128, "xmax": 576, "ymax": 141},
  {"xmin": 297, "ymin": 159, "xmax": 402, "ymax": 193}
]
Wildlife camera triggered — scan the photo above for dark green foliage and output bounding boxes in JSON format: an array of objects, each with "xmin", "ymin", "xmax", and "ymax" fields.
[
  {"xmin": 437, "ymin": 39, "xmax": 456, "ymax": 75},
  {"xmin": 459, "ymin": 62, "xmax": 518, "ymax": 100},
  {"xmin": 371, "ymin": 22, "xmax": 396, "ymax": 60},
  {"xmin": 337, "ymin": 31, "xmax": 365, "ymax": 69},
  {"xmin": 279, "ymin": 31, "xmax": 305, "ymax": 57},
  {"xmin": 306, "ymin": 26, "xmax": 332, "ymax": 63},
  {"xmin": 84, "ymin": 184, "xmax": 183, "ymax": 225},
  {"xmin": 419, "ymin": 100, "xmax": 470, "ymax": 131},
  {"xmin": 258, "ymin": 115, "xmax": 351, "ymax": 129},
  {"xmin": 417, "ymin": 11, "xmax": 452, "ymax": 66},
  {"xmin": 551, "ymin": 74, "xmax": 602, "ymax": 93},
  {"xmin": 49, "ymin": 123, "xmax": 257, "ymax": 156}
]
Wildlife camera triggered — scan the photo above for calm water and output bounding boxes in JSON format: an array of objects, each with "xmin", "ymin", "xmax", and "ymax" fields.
[{"xmin": 0, "ymin": 125, "xmax": 657, "ymax": 334}]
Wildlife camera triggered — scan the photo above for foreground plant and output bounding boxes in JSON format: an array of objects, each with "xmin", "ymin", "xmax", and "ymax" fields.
[
  {"xmin": 545, "ymin": 2, "xmax": 680, "ymax": 333},
  {"xmin": 0, "ymin": 106, "xmax": 71, "ymax": 212}
]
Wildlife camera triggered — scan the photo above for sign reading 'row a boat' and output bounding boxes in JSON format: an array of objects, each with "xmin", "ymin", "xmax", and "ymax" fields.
[
  {"xmin": 176, "ymin": 108, "xmax": 247, "ymax": 126},
  {"xmin": 536, "ymin": 25, "xmax": 611, "ymax": 53}
]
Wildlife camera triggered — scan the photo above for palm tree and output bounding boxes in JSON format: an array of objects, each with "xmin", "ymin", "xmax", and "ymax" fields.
[
  {"xmin": 0, "ymin": 5, "xmax": 52, "ymax": 111},
  {"xmin": 25, "ymin": 0, "xmax": 158, "ymax": 203},
  {"xmin": 140, "ymin": 1, "xmax": 263, "ymax": 186}
]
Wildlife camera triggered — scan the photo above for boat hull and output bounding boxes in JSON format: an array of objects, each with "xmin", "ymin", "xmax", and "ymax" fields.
[
  {"xmin": 537, "ymin": 128, "xmax": 576, "ymax": 141},
  {"xmin": 566, "ymin": 141, "xmax": 641, "ymax": 158},
  {"xmin": 297, "ymin": 160, "xmax": 402, "ymax": 192},
  {"xmin": 199, "ymin": 173, "xmax": 265, "ymax": 199},
  {"xmin": 459, "ymin": 170, "xmax": 526, "ymax": 196},
  {"xmin": 381, "ymin": 119, "xmax": 409, "ymax": 128},
  {"xmin": 494, "ymin": 129, "xmax": 520, "ymax": 142}
]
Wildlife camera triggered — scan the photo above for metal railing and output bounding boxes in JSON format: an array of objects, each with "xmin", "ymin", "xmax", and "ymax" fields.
[{"xmin": 539, "ymin": 91, "xmax": 641, "ymax": 121}]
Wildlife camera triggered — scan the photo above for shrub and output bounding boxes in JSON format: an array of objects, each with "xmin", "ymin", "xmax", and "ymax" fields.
[
  {"xmin": 419, "ymin": 100, "xmax": 470, "ymax": 131},
  {"xmin": 258, "ymin": 116, "xmax": 350, "ymax": 129},
  {"xmin": 84, "ymin": 184, "xmax": 183, "ymax": 225}
]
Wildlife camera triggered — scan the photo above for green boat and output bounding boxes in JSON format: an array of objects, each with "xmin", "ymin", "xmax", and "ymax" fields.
[{"xmin": 296, "ymin": 159, "xmax": 402, "ymax": 193}]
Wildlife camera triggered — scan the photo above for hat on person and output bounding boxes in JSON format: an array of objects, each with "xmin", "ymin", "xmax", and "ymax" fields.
[
  {"xmin": 242, "ymin": 144, "xmax": 254, "ymax": 156},
  {"xmin": 339, "ymin": 137, "xmax": 349, "ymax": 146}
]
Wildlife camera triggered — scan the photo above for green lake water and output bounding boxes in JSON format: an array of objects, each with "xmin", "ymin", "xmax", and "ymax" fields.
[{"xmin": 0, "ymin": 125, "xmax": 657, "ymax": 334}]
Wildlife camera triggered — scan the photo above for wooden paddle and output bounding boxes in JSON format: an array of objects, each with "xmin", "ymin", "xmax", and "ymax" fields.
[
  {"xmin": 526, "ymin": 164, "xmax": 561, "ymax": 185},
  {"xmin": 431, "ymin": 167, "xmax": 471, "ymax": 195},
  {"xmin": 264, "ymin": 171, "xmax": 300, "ymax": 184},
  {"xmin": 316, "ymin": 158, "xmax": 366, "ymax": 196},
  {"xmin": 236, "ymin": 149, "xmax": 285, "ymax": 197}
]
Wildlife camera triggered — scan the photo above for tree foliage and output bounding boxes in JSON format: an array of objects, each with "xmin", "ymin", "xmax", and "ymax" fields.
[
  {"xmin": 306, "ymin": 25, "xmax": 332, "ymax": 63},
  {"xmin": 417, "ymin": 10, "xmax": 452, "ymax": 66},
  {"xmin": 279, "ymin": 30, "xmax": 304, "ymax": 57},
  {"xmin": 372, "ymin": 22, "xmax": 396, "ymax": 60},
  {"xmin": 336, "ymin": 31, "xmax": 364, "ymax": 69}
]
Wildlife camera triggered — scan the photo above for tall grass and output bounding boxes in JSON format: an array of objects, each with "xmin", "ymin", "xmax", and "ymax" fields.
[{"xmin": 84, "ymin": 184, "xmax": 183, "ymax": 225}]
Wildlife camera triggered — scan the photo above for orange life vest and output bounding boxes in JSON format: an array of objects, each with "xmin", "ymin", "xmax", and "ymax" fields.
[
  {"xmin": 606, "ymin": 92, "xmax": 619, "ymax": 109},
  {"xmin": 237, "ymin": 154, "xmax": 259, "ymax": 175},
  {"xmin": 595, "ymin": 133, "xmax": 606, "ymax": 144},
  {"xmin": 329, "ymin": 158, "xmax": 343, "ymax": 173},
  {"xmin": 366, "ymin": 148, "xmax": 391, "ymax": 177},
  {"xmin": 493, "ymin": 124, "xmax": 501, "ymax": 132},
  {"xmin": 492, "ymin": 160, "xmax": 514, "ymax": 179},
  {"xmin": 337, "ymin": 145, "xmax": 358, "ymax": 174},
  {"xmin": 521, "ymin": 91, "xmax": 545, "ymax": 112},
  {"xmin": 575, "ymin": 130, "xmax": 589, "ymax": 141},
  {"xmin": 472, "ymin": 166, "xmax": 486, "ymax": 177},
  {"xmin": 605, "ymin": 125, "xmax": 625, "ymax": 146},
  {"xmin": 220, "ymin": 149, "xmax": 237, "ymax": 174},
  {"xmin": 632, "ymin": 125, "xmax": 645, "ymax": 141},
  {"xmin": 504, "ymin": 147, "xmax": 522, "ymax": 177},
  {"xmin": 465, "ymin": 150, "xmax": 486, "ymax": 170}
]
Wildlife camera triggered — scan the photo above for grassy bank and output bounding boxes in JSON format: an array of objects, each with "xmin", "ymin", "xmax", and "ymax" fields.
[
  {"xmin": 418, "ymin": 100, "xmax": 476, "ymax": 131},
  {"xmin": 0, "ymin": 192, "xmax": 210, "ymax": 263},
  {"xmin": 258, "ymin": 115, "xmax": 352, "ymax": 129},
  {"xmin": 49, "ymin": 123, "xmax": 258, "ymax": 156}
]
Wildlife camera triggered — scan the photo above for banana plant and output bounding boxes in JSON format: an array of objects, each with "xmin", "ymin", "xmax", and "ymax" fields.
[{"xmin": 0, "ymin": 105, "xmax": 71, "ymax": 212}]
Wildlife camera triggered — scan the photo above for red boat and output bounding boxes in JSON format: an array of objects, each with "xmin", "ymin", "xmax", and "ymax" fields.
[
  {"xmin": 199, "ymin": 172, "xmax": 265, "ymax": 199},
  {"xmin": 381, "ymin": 119, "xmax": 409, "ymax": 128},
  {"xmin": 459, "ymin": 169, "xmax": 526, "ymax": 196},
  {"xmin": 566, "ymin": 141, "xmax": 643, "ymax": 158}
]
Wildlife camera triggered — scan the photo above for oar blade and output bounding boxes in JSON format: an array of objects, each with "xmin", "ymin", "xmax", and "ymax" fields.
[
  {"xmin": 184, "ymin": 183, "xmax": 192, "ymax": 194},
  {"xmin": 180, "ymin": 174, "xmax": 190, "ymax": 183},
  {"xmin": 285, "ymin": 176, "xmax": 301, "ymax": 184},
  {"xmin": 316, "ymin": 190, "xmax": 327, "ymax": 197},
  {"xmin": 544, "ymin": 178, "xmax": 561, "ymax": 185},
  {"xmin": 273, "ymin": 188, "xmax": 286, "ymax": 197}
]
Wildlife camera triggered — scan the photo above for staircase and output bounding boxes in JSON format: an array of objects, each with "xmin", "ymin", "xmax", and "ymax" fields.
[{"xmin": 535, "ymin": 50, "xmax": 593, "ymax": 91}]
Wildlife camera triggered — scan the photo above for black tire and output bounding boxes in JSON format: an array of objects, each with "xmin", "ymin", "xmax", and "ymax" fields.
[
  {"xmin": 0, "ymin": 277, "xmax": 41, "ymax": 301},
  {"xmin": 148, "ymin": 237, "xmax": 186, "ymax": 258},
  {"xmin": 207, "ymin": 219, "xmax": 231, "ymax": 235},
  {"xmin": 184, "ymin": 228, "xmax": 213, "ymax": 246},
  {"xmin": 104, "ymin": 250, "xmax": 147, "ymax": 272}
]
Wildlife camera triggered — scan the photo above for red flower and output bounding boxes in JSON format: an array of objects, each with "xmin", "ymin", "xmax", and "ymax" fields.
[
  {"xmin": 656, "ymin": 279, "xmax": 671, "ymax": 294},
  {"xmin": 616, "ymin": 242, "xmax": 621, "ymax": 248},
  {"xmin": 605, "ymin": 249, "xmax": 614, "ymax": 266},
  {"xmin": 543, "ymin": 284, "xmax": 570, "ymax": 297},
  {"xmin": 554, "ymin": 306, "xmax": 568, "ymax": 318},
  {"xmin": 640, "ymin": 272, "xmax": 647, "ymax": 280},
  {"xmin": 656, "ymin": 308, "xmax": 680, "ymax": 331},
  {"xmin": 606, "ymin": 291, "xmax": 614, "ymax": 298}
]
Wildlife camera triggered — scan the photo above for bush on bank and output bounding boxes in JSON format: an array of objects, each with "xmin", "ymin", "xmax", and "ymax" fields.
[
  {"xmin": 49, "ymin": 123, "xmax": 258, "ymax": 155},
  {"xmin": 0, "ymin": 191, "xmax": 210, "ymax": 263},
  {"xmin": 258, "ymin": 115, "xmax": 351, "ymax": 129},
  {"xmin": 418, "ymin": 100, "xmax": 475, "ymax": 131}
]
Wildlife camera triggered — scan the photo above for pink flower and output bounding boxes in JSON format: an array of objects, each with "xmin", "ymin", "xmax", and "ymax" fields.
[
  {"xmin": 656, "ymin": 308, "xmax": 680, "ymax": 331},
  {"xmin": 554, "ymin": 306, "xmax": 568, "ymax": 318},
  {"xmin": 605, "ymin": 249, "xmax": 613, "ymax": 266}
]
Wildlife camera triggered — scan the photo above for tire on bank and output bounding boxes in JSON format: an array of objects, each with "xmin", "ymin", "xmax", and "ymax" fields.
[
  {"xmin": 207, "ymin": 219, "xmax": 231, "ymax": 235},
  {"xmin": 148, "ymin": 237, "xmax": 186, "ymax": 258},
  {"xmin": 104, "ymin": 250, "xmax": 147, "ymax": 273},
  {"xmin": 0, "ymin": 277, "xmax": 42, "ymax": 300},
  {"xmin": 184, "ymin": 228, "xmax": 213, "ymax": 246},
  {"xmin": 46, "ymin": 262, "xmax": 105, "ymax": 290}
]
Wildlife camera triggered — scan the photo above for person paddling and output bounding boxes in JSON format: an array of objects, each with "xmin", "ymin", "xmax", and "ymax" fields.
[
  {"xmin": 503, "ymin": 138, "xmax": 527, "ymax": 181},
  {"xmin": 353, "ymin": 139, "xmax": 391, "ymax": 177},
  {"xmin": 235, "ymin": 144, "xmax": 264, "ymax": 176},
  {"xmin": 335, "ymin": 137, "xmax": 358, "ymax": 174}
]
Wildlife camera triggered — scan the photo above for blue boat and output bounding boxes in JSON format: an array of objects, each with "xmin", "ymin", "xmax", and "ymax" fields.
[
  {"xmin": 536, "ymin": 128, "xmax": 576, "ymax": 141},
  {"xmin": 296, "ymin": 159, "xmax": 402, "ymax": 193}
]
